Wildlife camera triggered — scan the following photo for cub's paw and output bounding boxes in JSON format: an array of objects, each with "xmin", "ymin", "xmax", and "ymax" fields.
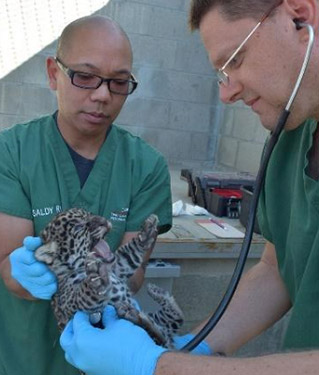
[
  {"xmin": 85, "ymin": 252, "xmax": 111, "ymax": 297},
  {"xmin": 146, "ymin": 282, "xmax": 170, "ymax": 303},
  {"xmin": 137, "ymin": 214, "xmax": 159, "ymax": 248},
  {"xmin": 116, "ymin": 301, "xmax": 140, "ymax": 323}
]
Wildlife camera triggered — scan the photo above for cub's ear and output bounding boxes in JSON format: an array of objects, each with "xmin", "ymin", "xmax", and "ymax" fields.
[{"xmin": 34, "ymin": 241, "xmax": 58, "ymax": 265}]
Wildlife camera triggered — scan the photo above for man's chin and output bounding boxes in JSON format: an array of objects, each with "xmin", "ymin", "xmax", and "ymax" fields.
[
  {"xmin": 261, "ymin": 116, "xmax": 302, "ymax": 133},
  {"xmin": 259, "ymin": 110, "xmax": 289, "ymax": 132},
  {"xmin": 258, "ymin": 118, "xmax": 276, "ymax": 132}
]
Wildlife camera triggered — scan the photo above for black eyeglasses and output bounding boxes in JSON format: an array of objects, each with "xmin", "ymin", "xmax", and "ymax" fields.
[{"xmin": 55, "ymin": 57, "xmax": 138, "ymax": 95}]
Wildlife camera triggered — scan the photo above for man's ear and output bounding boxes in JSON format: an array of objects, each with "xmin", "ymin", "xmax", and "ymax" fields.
[
  {"xmin": 46, "ymin": 57, "xmax": 59, "ymax": 91},
  {"xmin": 283, "ymin": 0, "xmax": 319, "ymax": 30}
]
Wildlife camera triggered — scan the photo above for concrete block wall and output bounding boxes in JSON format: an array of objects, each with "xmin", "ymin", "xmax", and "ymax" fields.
[
  {"xmin": 0, "ymin": 52, "xmax": 57, "ymax": 128},
  {"xmin": 216, "ymin": 101, "xmax": 269, "ymax": 175},
  {"xmin": 102, "ymin": 0, "xmax": 223, "ymax": 169},
  {"xmin": 0, "ymin": 0, "xmax": 267, "ymax": 174}
]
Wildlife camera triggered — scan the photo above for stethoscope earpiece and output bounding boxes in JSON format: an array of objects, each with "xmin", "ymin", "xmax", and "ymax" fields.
[{"xmin": 293, "ymin": 19, "xmax": 304, "ymax": 30}]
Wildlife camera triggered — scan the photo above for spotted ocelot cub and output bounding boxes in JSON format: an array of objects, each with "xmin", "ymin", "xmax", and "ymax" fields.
[{"xmin": 34, "ymin": 208, "xmax": 183, "ymax": 348}]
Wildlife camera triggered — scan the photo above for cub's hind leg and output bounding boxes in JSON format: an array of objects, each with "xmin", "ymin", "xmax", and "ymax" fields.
[
  {"xmin": 115, "ymin": 299, "xmax": 167, "ymax": 347},
  {"xmin": 147, "ymin": 283, "xmax": 184, "ymax": 348}
]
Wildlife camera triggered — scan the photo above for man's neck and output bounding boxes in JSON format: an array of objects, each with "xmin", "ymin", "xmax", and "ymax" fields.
[
  {"xmin": 55, "ymin": 113, "xmax": 110, "ymax": 160},
  {"xmin": 63, "ymin": 135, "xmax": 105, "ymax": 160}
]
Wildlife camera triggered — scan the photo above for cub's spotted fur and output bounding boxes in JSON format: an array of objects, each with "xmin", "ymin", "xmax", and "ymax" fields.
[{"xmin": 35, "ymin": 208, "xmax": 183, "ymax": 348}]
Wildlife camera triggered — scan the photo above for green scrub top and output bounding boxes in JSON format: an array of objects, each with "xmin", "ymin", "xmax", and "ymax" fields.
[
  {"xmin": 258, "ymin": 118, "xmax": 319, "ymax": 350},
  {"xmin": 0, "ymin": 114, "xmax": 172, "ymax": 375}
]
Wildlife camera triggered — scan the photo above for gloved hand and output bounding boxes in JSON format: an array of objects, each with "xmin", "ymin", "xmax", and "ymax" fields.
[
  {"xmin": 173, "ymin": 333, "xmax": 212, "ymax": 355},
  {"xmin": 9, "ymin": 236, "xmax": 57, "ymax": 299},
  {"xmin": 60, "ymin": 305, "xmax": 168, "ymax": 375}
]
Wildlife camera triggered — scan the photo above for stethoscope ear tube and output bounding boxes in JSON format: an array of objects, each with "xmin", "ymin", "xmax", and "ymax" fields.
[{"xmin": 182, "ymin": 23, "xmax": 314, "ymax": 353}]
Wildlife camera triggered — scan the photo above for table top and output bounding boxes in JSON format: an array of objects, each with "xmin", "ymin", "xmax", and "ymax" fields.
[{"xmin": 152, "ymin": 170, "xmax": 265, "ymax": 260}]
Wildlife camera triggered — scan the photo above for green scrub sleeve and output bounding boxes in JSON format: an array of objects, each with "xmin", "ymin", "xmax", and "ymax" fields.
[{"xmin": 0, "ymin": 136, "xmax": 32, "ymax": 219}]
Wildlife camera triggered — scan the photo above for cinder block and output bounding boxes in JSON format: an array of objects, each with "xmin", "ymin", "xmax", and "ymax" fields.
[
  {"xmin": 236, "ymin": 141, "xmax": 265, "ymax": 174},
  {"xmin": 133, "ymin": 128, "xmax": 164, "ymax": 153},
  {"xmin": 137, "ymin": 67, "xmax": 215, "ymax": 104},
  {"xmin": 168, "ymin": 101, "xmax": 211, "ymax": 132},
  {"xmin": 0, "ymin": 82, "xmax": 23, "ymax": 113},
  {"xmin": 131, "ymin": 34, "xmax": 177, "ymax": 70},
  {"xmin": 182, "ymin": 0, "xmax": 192, "ymax": 12},
  {"xmin": 132, "ymin": 0, "xmax": 186, "ymax": 10},
  {"xmin": 189, "ymin": 132, "xmax": 210, "ymax": 161},
  {"xmin": 111, "ymin": 2, "xmax": 152, "ymax": 35},
  {"xmin": 174, "ymin": 37, "xmax": 213, "ymax": 74},
  {"xmin": 42, "ymin": 40, "xmax": 58, "ymax": 56},
  {"xmin": 161, "ymin": 130, "xmax": 192, "ymax": 160},
  {"xmin": 177, "ymin": 258, "xmax": 258, "ymax": 276},
  {"xmin": 117, "ymin": 97, "xmax": 170, "ymax": 128},
  {"xmin": 217, "ymin": 136, "xmax": 239, "ymax": 168},
  {"xmin": 138, "ymin": 128, "xmax": 192, "ymax": 162},
  {"xmin": 254, "ymin": 122, "xmax": 269, "ymax": 143},
  {"xmin": 232, "ymin": 109, "xmax": 259, "ymax": 141},
  {"xmin": 0, "ymin": 114, "xmax": 31, "ymax": 129},
  {"xmin": 18, "ymin": 86, "xmax": 57, "ymax": 116},
  {"xmin": 141, "ymin": 6, "xmax": 189, "ymax": 40},
  {"xmin": 221, "ymin": 107, "xmax": 235, "ymax": 136},
  {"xmin": 172, "ymin": 274, "xmax": 232, "ymax": 322},
  {"xmin": 2, "ymin": 54, "xmax": 48, "ymax": 85}
]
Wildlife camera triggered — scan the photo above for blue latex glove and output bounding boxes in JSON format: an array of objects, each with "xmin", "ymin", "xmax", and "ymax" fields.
[
  {"xmin": 9, "ymin": 236, "xmax": 57, "ymax": 299},
  {"xmin": 60, "ymin": 305, "xmax": 168, "ymax": 375},
  {"xmin": 173, "ymin": 333, "xmax": 212, "ymax": 355}
]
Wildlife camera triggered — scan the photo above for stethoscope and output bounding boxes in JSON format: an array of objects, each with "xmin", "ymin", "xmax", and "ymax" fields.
[{"xmin": 183, "ymin": 20, "xmax": 315, "ymax": 352}]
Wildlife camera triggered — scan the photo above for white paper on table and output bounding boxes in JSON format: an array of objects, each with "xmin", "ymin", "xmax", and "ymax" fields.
[
  {"xmin": 196, "ymin": 219, "xmax": 244, "ymax": 238},
  {"xmin": 172, "ymin": 200, "xmax": 209, "ymax": 216}
]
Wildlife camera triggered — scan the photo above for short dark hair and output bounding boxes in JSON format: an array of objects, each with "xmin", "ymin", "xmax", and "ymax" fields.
[{"xmin": 188, "ymin": 0, "xmax": 281, "ymax": 30}]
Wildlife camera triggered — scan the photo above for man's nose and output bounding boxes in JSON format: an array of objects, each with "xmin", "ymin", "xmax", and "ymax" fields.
[
  {"xmin": 90, "ymin": 81, "xmax": 112, "ymax": 102},
  {"xmin": 218, "ymin": 79, "xmax": 243, "ymax": 104}
]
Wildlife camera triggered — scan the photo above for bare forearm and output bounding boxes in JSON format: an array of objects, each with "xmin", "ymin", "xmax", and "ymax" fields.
[
  {"xmin": 0, "ymin": 213, "xmax": 35, "ymax": 299},
  {"xmin": 0, "ymin": 256, "xmax": 35, "ymax": 300},
  {"xmin": 155, "ymin": 350, "xmax": 319, "ymax": 375},
  {"xmin": 196, "ymin": 243, "xmax": 291, "ymax": 355}
]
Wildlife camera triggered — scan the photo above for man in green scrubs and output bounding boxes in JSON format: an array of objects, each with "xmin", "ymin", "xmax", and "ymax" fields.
[{"xmin": 0, "ymin": 15, "xmax": 172, "ymax": 375}]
